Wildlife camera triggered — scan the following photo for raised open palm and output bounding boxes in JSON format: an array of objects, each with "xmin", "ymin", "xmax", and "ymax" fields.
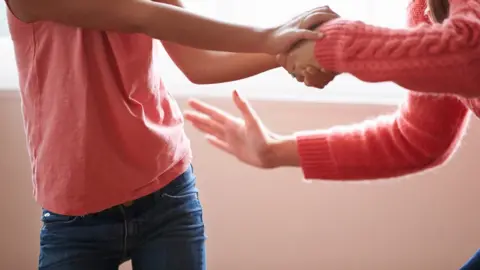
[{"xmin": 183, "ymin": 90, "xmax": 277, "ymax": 168}]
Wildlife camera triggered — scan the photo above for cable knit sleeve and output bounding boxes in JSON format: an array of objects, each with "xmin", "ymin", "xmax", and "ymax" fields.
[
  {"xmin": 295, "ymin": 93, "xmax": 469, "ymax": 180},
  {"xmin": 314, "ymin": 0, "xmax": 480, "ymax": 97}
]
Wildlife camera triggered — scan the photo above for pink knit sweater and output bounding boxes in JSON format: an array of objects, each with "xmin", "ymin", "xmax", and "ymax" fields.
[{"xmin": 296, "ymin": 0, "xmax": 480, "ymax": 180}]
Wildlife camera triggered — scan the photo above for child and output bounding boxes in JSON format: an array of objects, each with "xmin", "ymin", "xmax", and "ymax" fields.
[
  {"xmin": 183, "ymin": 0, "xmax": 480, "ymax": 268},
  {"xmin": 5, "ymin": 0, "xmax": 337, "ymax": 269}
]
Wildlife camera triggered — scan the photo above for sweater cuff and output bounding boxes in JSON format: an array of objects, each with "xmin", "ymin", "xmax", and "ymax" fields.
[
  {"xmin": 314, "ymin": 19, "xmax": 352, "ymax": 72},
  {"xmin": 295, "ymin": 131, "xmax": 340, "ymax": 180}
]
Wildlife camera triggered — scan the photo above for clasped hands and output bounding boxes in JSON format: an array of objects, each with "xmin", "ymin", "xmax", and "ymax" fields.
[
  {"xmin": 275, "ymin": 6, "xmax": 339, "ymax": 88},
  {"xmin": 182, "ymin": 7, "xmax": 341, "ymax": 169}
]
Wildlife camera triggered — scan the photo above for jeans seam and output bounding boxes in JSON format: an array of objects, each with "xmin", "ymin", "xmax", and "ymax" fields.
[{"xmin": 119, "ymin": 206, "xmax": 129, "ymax": 260}]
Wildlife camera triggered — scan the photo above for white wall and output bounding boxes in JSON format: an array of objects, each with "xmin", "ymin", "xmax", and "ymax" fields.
[{"xmin": 0, "ymin": 2, "xmax": 8, "ymax": 37}]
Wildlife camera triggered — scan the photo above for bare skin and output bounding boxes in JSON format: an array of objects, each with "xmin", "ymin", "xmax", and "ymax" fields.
[
  {"xmin": 159, "ymin": 0, "xmax": 339, "ymax": 86},
  {"xmin": 8, "ymin": 0, "xmax": 332, "ymax": 54},
  {"xmin": 8, "ymin": 0, "xmax": 339, "ymax": 87},
  {"xmin": 183, "ymin": 90, "xmax": 301, "ymax": 169}
]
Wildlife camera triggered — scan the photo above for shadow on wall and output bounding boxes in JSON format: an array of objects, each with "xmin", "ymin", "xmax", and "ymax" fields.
[{"xmin": 1, "ymin": 96, "xmax": 480, "ymax": 270}]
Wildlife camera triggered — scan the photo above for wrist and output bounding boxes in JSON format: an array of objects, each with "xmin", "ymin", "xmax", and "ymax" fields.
[
  {"xmin": 265, "ymin": 54, "xmax": 281, "ymax": 69},
  {"xmin": 257, "ymin": 27, "xmax": 278, "ymax": 55},
  {"xmin": 263, "ymin": 134, "xmax": 301, "ymax": 168}
]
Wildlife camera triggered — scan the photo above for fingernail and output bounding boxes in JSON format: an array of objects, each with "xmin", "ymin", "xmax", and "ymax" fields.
[
  {"xmin": 317, "ymin": 32, "xmax": 324, "ymax": 38},
  {"xmin": 234, "ymin": 89, "xmax": 244, "ymax": 99}
]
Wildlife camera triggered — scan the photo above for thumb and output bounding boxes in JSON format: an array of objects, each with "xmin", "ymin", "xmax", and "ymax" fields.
[{"xmin": 232, "ymin": 90, "xmax": 261, "ymax": 127}]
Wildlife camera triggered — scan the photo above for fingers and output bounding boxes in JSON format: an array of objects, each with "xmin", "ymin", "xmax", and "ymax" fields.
[
  {"xmin": 304, "ymin": 66, "xmax": 321, "ymax": 77},
  {"xmin": 300, "ymin": 12, "xmax": 338, "ymax": 31},
  {"xmin": 313, "ymin": 5, "xmax": 337, "ymax": 16},
  {"xmin": 295, "ymin": 73, "xmax": 305, "ymax": 83},
  {"xmin": 205, "ymin": 135, "xmax": 234, "ymax": 155},
  {"xmin": 184, "ymin": 111, "xmax": 225, "ymax": 140},
  {"xmin": 184, "ymin": 111, "xmax": 235, "ymax": 155},
  {"xmin": 279, "ymin": 53, "xmax": 308, "ymax": 81},
  {"xmin": 187, "ymin": 99, "xmax": 233, "ymax": 123},
  {"xmin": 297, "ymin": 10, "xmax": 339, "ymax": 41},
  {"xmin": 303, "ymin": 66, "xmax": 336, "ymax": 89},
  {"xmin": 295, "ymin": 6, "xmax": 338, "ymax": 24},
  {"xmin": 232, "ymin": 90, "xmax": 261, "ymax": 125},
  {"xmin": 297, "ymin": 29, "xmax": 324, "ymax": 41},
  {"xmin": 303, "ymin": 67, "xmax": 319, "ymax": 87}
]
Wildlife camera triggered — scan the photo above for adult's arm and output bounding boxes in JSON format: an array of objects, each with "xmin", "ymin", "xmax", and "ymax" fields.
[
  {"xmin": 313, "ymin": 0, "xmax": 480, "ymax": 97},
  {"xmin": 269, "ymin": 93, "xmax": 470, "ymax": 180}
]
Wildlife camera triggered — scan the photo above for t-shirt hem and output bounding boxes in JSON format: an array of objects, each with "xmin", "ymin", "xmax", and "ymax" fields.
[{"xmin": 38, "ymin": 154, "xmax": 192, "ymax": 216}]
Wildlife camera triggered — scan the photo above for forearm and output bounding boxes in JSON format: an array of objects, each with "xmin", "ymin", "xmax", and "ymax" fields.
[
  {"xmin": 141, "ymin": 2, "xmax": 269, "ymax": 52},
  {"xmin": 163, "ymin": 42, "xmax": 279, "ymax": 84},
  {"xmin": 159, "ymin": 0, "xmax": 279, "ymax": 83},
  {"xmin": 268, "ymin": 94, "xmax": 469, "ymax": 180},
  {"xmin": 26, "ymin": 0, "xmax": 270, "ymax": 53},
  {"xmin": 313, "ymin": 0, "xmax": 480, "ymax": 97}
]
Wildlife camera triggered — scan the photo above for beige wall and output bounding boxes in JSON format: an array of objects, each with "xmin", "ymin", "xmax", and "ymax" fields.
[{"xmin": 1, "ymin": 93, "xmax": 480, "ymax": 270}]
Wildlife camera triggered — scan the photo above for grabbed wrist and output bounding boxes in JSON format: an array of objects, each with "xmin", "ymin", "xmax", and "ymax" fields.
[{"xmin": 257, "ymin": 27, "xmax": 277, "ymax": 55}]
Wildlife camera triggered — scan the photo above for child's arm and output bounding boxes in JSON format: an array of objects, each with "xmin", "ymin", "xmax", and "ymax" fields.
[
  {"xmin": 289, "ymin": 0, "xmax": 480, "ymax": 97},
  {"xmin": 269, "ymin": 93, "xmax": 470, "ymax": 180},
  {"xmin": 12, "ymin": 0, "xmax": 327, "ymax": 54},
  {"xmin": 157, "ymin": 0, "xmax": 279, "ymax": 84},
  {"xmin": 163, "ymin": 43, "xmax": 279, "ymax": 84}
]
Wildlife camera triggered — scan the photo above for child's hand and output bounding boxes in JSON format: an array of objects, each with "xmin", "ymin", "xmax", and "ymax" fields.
[
  {"xmin": 278, "ymin": 40, "xmax": 319, "ymax": 72},
  {"xmin": 277, "ymin": 40, "xmax": 337, "ymax": 89},
  {"xmin": 262, "ymin": 6, "xmax": 339, "ymax": 55},
  {"xmin": 303, "ymin": 66, "xmax": 337, "ymax": 89}
]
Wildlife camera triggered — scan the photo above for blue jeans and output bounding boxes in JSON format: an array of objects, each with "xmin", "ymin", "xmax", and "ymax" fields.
[
  {"xmin": 461, "ymin": 250, "xmax": 480, "ymax": 270},
  {"xmin": 38, "ymin": 166, "xmax": 206, "ymax": 270}
]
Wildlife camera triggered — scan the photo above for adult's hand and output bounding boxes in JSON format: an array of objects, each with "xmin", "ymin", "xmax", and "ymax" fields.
[
  {"xmin": 276, "ymin": 6, "xmax": 339, "ymax": 88},
  {"xmin": 263, "ymin": 5, "xmax": 341, "ymax": 54},
  {"xmin": 183, "ymin": 91, "xmax": 292, "ymax": 169},
  {"xmin": 277, "ymin": 43, "xmax": 337, "ymax": 89}
]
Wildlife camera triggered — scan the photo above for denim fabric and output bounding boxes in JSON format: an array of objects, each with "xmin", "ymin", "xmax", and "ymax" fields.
[
  {"xmin": 38, "ymin": 166, "xmax": 206, "ymax": 270},
  {"xmin": 460, "ymin": 249, "xmax": 480, "ymax": 270}
]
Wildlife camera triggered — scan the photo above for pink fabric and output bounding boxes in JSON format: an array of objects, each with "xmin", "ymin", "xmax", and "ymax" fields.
[
  {"xmin": 296, "ymin": 0, "xmax": 480, "ymax": 181},
  {"xmin": 7, "ymin": 8, "xmax": 191, "ymax": 215}
]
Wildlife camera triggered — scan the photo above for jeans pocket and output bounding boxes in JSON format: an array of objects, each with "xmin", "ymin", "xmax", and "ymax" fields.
[
  {"xmin": 161, "ymin": 191, "xmax": 199, "ymax": 200},
  {"xmin": 160, "ymin": 165, "xmax": 199, "ymax": 201},
  {"xmin": 160, "ymin": 190, "xmax": 202, "ymax": 222},
  {"xmin": 41, "ymin": 209, "xmax": 80, "ymax": 227}
]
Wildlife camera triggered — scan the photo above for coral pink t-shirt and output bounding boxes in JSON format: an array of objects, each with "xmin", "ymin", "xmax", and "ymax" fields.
[{"xmin": 6, "ymin": 7, "xmax": 191, "ymax": 215}]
